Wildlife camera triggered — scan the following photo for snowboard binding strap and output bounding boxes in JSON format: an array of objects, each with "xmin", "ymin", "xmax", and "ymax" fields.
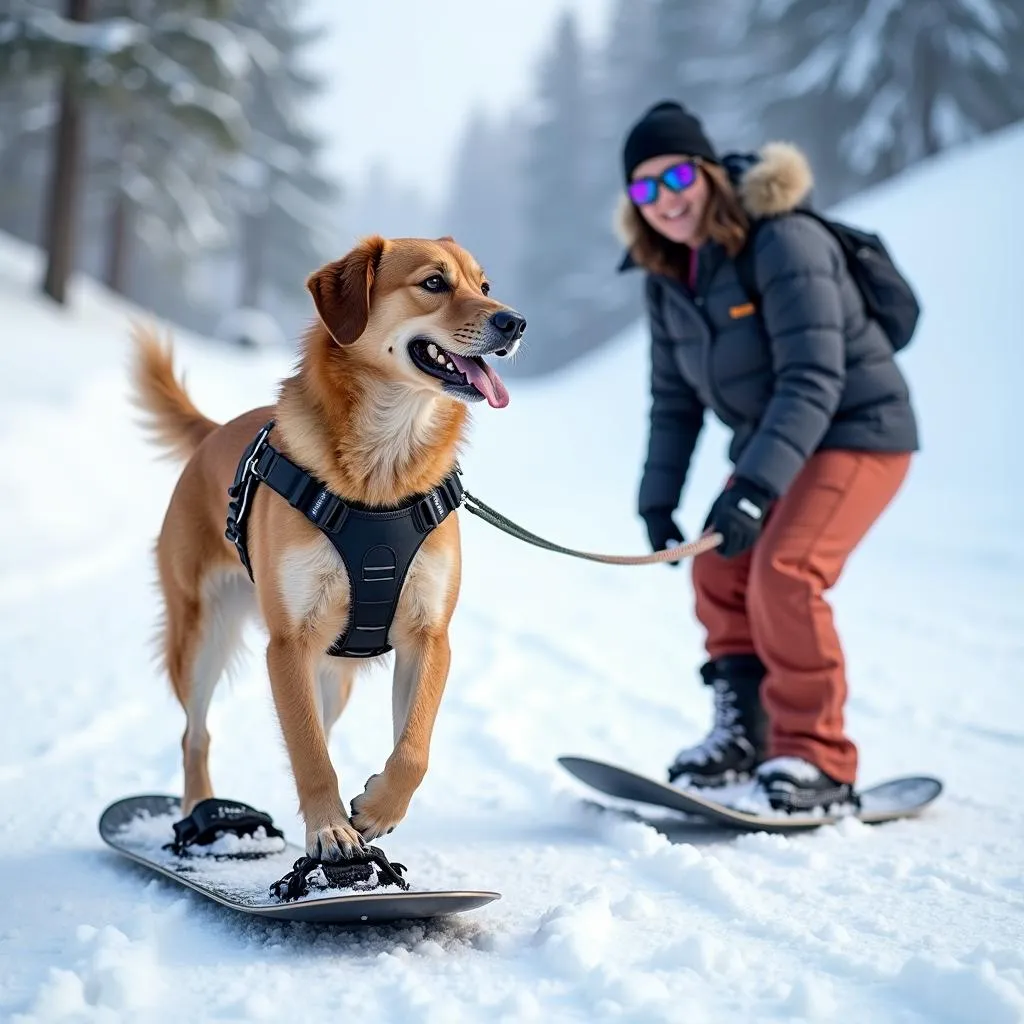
[
  {"xmin": 271, "ymin": 848, "xmax": 410, "ymax": 901},
  {"xmin": 165, "ymin": 798, "xmax": 284, "ymax": 856}
]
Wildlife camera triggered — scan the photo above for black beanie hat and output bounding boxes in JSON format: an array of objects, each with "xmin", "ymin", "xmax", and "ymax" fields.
[{"xmin": 622, "ymin": 101, "xmax": 718, "ymax": 183}]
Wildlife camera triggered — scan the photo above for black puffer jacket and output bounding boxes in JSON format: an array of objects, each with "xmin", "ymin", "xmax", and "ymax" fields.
[{"xmin": 619, "ymin": 142, "xmax": 919, "ymax": 515}]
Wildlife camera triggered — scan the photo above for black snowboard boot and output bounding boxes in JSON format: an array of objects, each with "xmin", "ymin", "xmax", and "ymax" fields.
[
  {"xmin": 667, "ymin": 654, "xmax": 768, "ymax": 788},
  {"xmin": 754, "ymin": 757, "xmax": 860, "ymax": 814}
]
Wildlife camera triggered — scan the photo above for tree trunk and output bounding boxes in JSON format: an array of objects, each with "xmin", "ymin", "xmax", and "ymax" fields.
[
  {"xmin": 40, "ymin": 0, "xmax": 89, "ymax": 305},
  {"xmin": 239, "ymin": 212, "xmax": 264, "ymax": 309},
  {"xmin": 104, "ymin": 121, "xmax": 135, "ymax": 295},
  {"xmin": 919, "ymin": 47, "xmax": 942, "ymax": 159},
  {"xmin": 103, "ymin": 188, "xmax": 132, "ymax": 295}
]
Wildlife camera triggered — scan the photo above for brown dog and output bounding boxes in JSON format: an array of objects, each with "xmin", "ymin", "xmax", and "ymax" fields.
[{"xmin": 130, "ymin": 235, "xmax": 524, "ymax": 861}]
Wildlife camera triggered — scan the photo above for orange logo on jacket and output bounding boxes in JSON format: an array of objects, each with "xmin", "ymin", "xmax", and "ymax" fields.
[{"xmin": 729, "ymin": 302, "xmax": 757, "ymax": 319}]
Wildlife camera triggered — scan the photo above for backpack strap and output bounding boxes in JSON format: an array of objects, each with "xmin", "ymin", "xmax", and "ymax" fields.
[
  {"xmin": 735, "ymin": 211, "xmax": 920, "ymax": 351},
  {"xmin": 734, "ymin": 220, "xmax": 764, "ymax": 308}
]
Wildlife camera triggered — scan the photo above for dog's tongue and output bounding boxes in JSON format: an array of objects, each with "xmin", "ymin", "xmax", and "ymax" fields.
[{"xmin": 449, "ymin": 354, "xmax": 509, "ymax": 409}]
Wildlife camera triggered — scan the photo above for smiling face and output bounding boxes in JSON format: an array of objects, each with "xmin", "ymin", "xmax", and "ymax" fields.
[
  {"xmin": 631, "ymin": 154, "xmax": 710, "ymax": 247},
  {"xmin": 306, "ymin": 236, "xmax": 526, "ymax": 409}
]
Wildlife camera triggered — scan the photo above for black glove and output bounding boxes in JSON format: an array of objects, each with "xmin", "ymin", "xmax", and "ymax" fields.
[
  {"xmin": 704, "ymin": 478, "xmax": 775, "ymax": 558},
  {"xmin": 642, "ymin": 509, "xmax": 685, "ymax": 567}
]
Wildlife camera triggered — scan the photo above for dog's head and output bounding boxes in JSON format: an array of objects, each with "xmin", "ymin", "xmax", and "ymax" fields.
[{"xmin": 306, "ymin": 235, "xmax": 526, "ymax": 409}]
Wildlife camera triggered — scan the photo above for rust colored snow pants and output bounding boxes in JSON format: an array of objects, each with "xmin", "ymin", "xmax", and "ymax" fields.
[{"xmin": 692, "ymin": 450, "xmax": 912, "ymax": 783}]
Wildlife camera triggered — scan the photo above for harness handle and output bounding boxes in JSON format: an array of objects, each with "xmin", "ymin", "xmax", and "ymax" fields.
[{"xmin": 461, "ymin": 491, "xmax": 722, "ymax": 565}]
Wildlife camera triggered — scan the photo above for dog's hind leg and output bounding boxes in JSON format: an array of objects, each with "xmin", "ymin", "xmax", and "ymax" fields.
[{"xmin": 163, "ymin": 569, "xmax": 253, "ymax": 814}]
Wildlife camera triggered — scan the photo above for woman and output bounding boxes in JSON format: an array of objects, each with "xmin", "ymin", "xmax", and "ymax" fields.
[{"xmin": 617, "ymin": 101, "xmax": 919, "ymax": 813}]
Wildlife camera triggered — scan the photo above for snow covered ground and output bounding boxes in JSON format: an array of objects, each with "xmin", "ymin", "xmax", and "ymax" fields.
[{"xmin": 1, "ymin": 125, "xmax": 1023, "ymax": 1023}]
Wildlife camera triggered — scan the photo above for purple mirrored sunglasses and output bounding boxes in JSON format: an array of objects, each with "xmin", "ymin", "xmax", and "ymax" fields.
[{"xmin": 627, "ymin": 159, "xmax": 700, "ymax": 206}]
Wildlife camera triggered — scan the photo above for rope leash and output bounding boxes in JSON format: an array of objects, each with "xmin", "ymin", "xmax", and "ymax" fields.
[{"xmin": 461, "ymin": 491, "xmax": 722, "ymax": 565}]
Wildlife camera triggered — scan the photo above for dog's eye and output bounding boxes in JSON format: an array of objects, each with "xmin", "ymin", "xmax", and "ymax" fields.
[
  {"xmin": 420, "ymin": 275, "xmax": 449, "ymax": 293},
  {"xmin": 481, "ymin": 281, "xmax": 490, "ymax": 296}
]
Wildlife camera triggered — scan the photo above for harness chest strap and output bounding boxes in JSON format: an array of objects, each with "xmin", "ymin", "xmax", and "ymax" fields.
[{"xmin": 225, "ymin": 420, "xmax": 464, "ymax": 659}]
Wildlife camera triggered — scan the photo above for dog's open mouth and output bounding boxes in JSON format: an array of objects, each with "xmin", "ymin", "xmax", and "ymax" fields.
[{"xmin": 408, "ymin": 338, "xmax": 510, "ymax": 409}]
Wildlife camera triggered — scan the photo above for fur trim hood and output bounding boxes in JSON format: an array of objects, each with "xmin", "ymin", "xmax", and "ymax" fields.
[{"xmin": 615, "ymin": 141, "xmax": 814, "ymax": 256}]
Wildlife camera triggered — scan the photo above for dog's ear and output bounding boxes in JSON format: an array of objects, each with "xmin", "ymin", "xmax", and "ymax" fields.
[{"xmin": 306, "ymin": 235, "xmax": 386, "ymax": 346}]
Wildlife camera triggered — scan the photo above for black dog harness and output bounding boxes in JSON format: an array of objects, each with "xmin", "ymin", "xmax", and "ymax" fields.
[{"xmin": 225, "ymin": 420, "xmax": 464, "ymax": 659}]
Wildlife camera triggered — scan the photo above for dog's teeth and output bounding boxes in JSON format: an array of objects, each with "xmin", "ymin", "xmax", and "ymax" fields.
[
  {"xmin": 427, "ymin": 343, "xmax": 438, "ymax": 358},
  {"xmin": 445, "ymin": 361, "xmax": 455, "ymax": 372},
  {"xmin": 436, "ymin": 353, "xmax": 446, "ymax": 365}
]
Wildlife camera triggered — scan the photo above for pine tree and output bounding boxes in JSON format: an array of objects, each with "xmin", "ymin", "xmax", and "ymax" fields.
[
  {"xmin": 649, "ymin": 0, "xmax": 760, "ymax": 152},
  {"xmin": 741, "ymin": 3, "xmax": 863, "ymax": 205},
  {"xmin": 224, "ymin": 0, "xmax": 339, "ymax": 312},
  {"xmin": 440, "ymin": 107, "xmax": 527, "ymax": 311},
  {"xmin": 752, "ymin": 0, "xmax": 1024, "ymax": 204},
  {"xmin": 601, "ymin": 0, "xmax": 658, "ymax": 137},
  {"xmin": 0, "ymin": 45, "xmax": 58, "ymax": 245},
  {"xmin": 517, "ymin": 11, "xmax": 603, "ymax": 372},
  {"xmin": 586, "ymin": 0, "xmax": 659, "ymax": 342},
  {"xmin": 0, "ymin": 0, "xmax": 253, "ymax": 302},
  {"xmin": 849, "ymin": 0, "xmax": 1024, "ymax": 180}
]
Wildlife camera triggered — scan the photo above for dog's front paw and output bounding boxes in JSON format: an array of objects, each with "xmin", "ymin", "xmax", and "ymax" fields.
[
  {"xmin": 305, "ymin": 809, "xmax": 364, "ymax": 862},
  {"xmin": 350, "ymin": 772, "xmax": 410, "ymax": 842}
]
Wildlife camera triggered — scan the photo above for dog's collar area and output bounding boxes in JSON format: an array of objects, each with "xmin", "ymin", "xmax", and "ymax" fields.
[
  {"xmin": 226, "ymin": 419, "xmax": 464, "ymax": 658},
  {"xmin": 245, "ymin": 435, "xmax": 464, "ymax": 536}
]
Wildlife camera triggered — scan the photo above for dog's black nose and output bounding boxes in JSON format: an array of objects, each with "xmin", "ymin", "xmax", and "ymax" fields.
[{"xmin": 490, "ymin": 310, "xmax": 527, "ymax": 341}]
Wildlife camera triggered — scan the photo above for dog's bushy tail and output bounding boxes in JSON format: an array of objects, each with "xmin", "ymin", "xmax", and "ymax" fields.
[{"xmin": 129, "ymin": 323, "xmax": 219, "ymax": 461}]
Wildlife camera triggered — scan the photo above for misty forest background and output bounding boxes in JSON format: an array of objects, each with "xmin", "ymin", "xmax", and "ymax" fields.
[{"xmin": 2, "ymin": 0, "xmax": 1023, "ymax": 376}]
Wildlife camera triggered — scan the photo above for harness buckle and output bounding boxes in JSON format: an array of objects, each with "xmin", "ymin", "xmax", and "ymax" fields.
[
  {"xmin": 443, "ymin": 473, "xmax": 465, "ymax": 509},
  {"xmin": 284, "ymin": 474, "xmax": 319, "ymax": 508},
  {"xmin": 307, "ymin": 491, "xmax": 348, "ymax": 533},
  {"xmin": 224, "ymin": 420, "xmax": 275, "ymax": 584},
  {"xmin": 411, "ymin": 473, "xmax": 464, "ymax": 533},
  {"xmin": 413, "ymin": 490, "xmax": 448, "ymax": 533},
  {"xmin": 249, "ymin": 442, "xmax": 276, "ymax": 482}
]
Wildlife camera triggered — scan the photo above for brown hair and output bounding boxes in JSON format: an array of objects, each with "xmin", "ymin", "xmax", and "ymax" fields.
[{"xmin": 618, "ymin": 162, "xmax": 750, "ymax": 279}]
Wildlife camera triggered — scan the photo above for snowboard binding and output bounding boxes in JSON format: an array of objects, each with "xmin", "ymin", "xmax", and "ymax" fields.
[
  {"xmin": 164, "ymin": 798, "xmax": 285, "ymax": 857},
  {"xmin": 271, "ymin": 848, "xmax": 410, "ymax": 901},
  {"xmin": 164, "ymin": 798, "xmax": 410, "ymax": 900}
]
